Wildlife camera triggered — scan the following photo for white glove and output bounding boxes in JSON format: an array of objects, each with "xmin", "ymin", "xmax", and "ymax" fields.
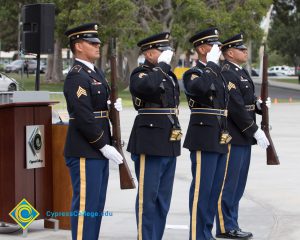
[
  {"xmin": 266, "ymin": 97, "xmax": 271, "ymax": 108},
  {"xmin": 253, "ymin": 128, "xmax": 270, "ymax": 149},
  {"xmin": 114, "ymin": 98, "xmax": 122, "ymax": 112},
  {"xmin": 206, "ymin": 44, "xmax": 221, "ymax": 64},
  {"xmin": 157, "ymin": 50, "xmax": 174, "ymax": 65},
  {"xmin": 256, "ymin": 97, "xmax": 271, "ymax": 110},
  {"xmin": 100, "ymin": 145, "xmax": 123, "ymax": 165}
]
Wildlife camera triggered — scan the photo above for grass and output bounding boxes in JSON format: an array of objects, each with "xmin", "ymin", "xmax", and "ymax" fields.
[
  {"xmin": 8, "ymin": 73, "xmax": 64, "ymax": 92},
  {"xmin": 5, "ymin": 72, "xmax": 298, "ymax": 109},
  {"xmin": 271, "ymin": 78, "xmax": 300, "ymax": 84}
]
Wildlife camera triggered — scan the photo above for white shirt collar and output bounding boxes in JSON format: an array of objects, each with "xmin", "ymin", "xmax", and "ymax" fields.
[
  {"xmin": 75, "ymin": 58, "xmax": 95, "ymax": 72},
  {"xmin": 199, "ymin": 60, "xmax": 207, "ymax": 66},
  {"xmin": 229, "ymin": 61, "xmax": 242, "ymax": 69}
]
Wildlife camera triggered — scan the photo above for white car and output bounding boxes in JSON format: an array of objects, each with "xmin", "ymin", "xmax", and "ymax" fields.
[
  {"xmin": 0, "ymin": 72, "xmax": 19, "ymax": 91},
  {"xmin": 268, "ymin": 66, "xmax": 294, "ymax": 76}
]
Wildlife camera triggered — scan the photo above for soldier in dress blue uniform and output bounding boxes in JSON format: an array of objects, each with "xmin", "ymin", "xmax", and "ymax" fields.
[
  {"xmin": 215, "ymin": 34, "xmax": 270, "ymax": 239},
  {"xmin": 183, "ymin": 27, "xmax": 230, "ymax": 240},
  {"xmin": 63, "ymin": 23, "xmax": 123, "ymax": 240},
  {"xmin": 127, "ymin": 32, "xmax": 181, "ymax": 240}
]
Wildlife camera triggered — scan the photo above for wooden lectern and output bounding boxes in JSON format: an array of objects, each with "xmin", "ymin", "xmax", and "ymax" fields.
[
  {"xmin": 0, "ymin": 102, "xmax": 54, "ymax": 223},
  {"xmin": 51, "ymin": 124, "xmax": 72, "ymax": 229}
]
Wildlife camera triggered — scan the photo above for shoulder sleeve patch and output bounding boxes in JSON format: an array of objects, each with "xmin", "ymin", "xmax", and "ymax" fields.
[
  {"xmin": 138, "ymin": 72, "xmax": 147, "ymax": 78},
  {"xmin": 77, "ymin": 86, "xmax": 87, "ymax": 98},
  {"xmin": 228, "ymin": 81, "xmax": 236, "ymax": 91}
]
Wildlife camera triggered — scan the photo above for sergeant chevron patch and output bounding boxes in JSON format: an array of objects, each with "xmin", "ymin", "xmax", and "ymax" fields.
[
  {"xmin": 228, "ymin": 82, "xmax": 236, "ymax": 91},
  {"xmin": 191, "ymin": 74, "xmax": 198, "ymax": 80},
  {"xmin": 77, "ymin": 86, "xmax": 87, "ymax": 98}
]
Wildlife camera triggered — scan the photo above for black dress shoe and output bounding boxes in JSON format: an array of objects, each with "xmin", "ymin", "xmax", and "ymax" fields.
[
  {"xmin": 216, "ymin": 229, "xmax": 253, "ymax": 239},
  {"xmin": 209, "ymin": 238, "xmax": 216, "ymax": 240}
]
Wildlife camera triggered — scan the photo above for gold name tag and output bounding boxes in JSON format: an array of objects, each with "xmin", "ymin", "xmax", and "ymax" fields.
[{"xmin": 170, "ymin": 128, "xmax": 182, "ymax": 141}]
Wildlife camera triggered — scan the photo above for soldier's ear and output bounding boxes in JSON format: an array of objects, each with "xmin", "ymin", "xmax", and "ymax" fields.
[
  {"xmin": 75, "ymin": 41, "xmax": 84, "ymax": 53},
  {"xmin": 226, "ymin": 49, "xmax": 234, "ymax": 58},
  {"xmin": 198, "ymin": 45, "xmax": 206, "ymax": 55}
]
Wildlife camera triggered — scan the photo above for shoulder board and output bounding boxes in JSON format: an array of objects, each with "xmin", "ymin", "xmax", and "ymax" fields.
[
  {"xmin": 70, "ymin": 65, "xmax": 82, "ymax": 73},
  {"xmin": 132, "ymin": 65, "xmax": 149, "ymax": 76},
  {"xmin": 221, "ymin": 64, "xmax": 230, "ymax": 72},
  {"xmin": 141, "ymin": 64, "xmax": 151, "ymax": 69},
  {"xmin": 184, "ymin": 67, "xmax": 203, "ymax": 77},
  {"xmin": 191, "ymin": 66, "xmax": 203, "ymax": 74}
]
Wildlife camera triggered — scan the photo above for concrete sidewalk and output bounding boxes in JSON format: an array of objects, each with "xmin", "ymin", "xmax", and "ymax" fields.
[
  {"xmin": 252, "ymin": 76, "xmax": 300, "ymax": 91},
  {"xmin": 1, "ymin": 103, "xmax": 299, "ymax": 239}
]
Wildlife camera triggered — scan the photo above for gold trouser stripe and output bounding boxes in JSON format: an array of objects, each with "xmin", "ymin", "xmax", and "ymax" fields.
[
  {"xmin": 77, "ymin": 158, "xmax": 86, "ymax": 240},
  {"xmin": 217, "ymin": 144, "xmax": 232, "ymax": 233},
  {"xmin": 191, "ymin": 151, "xmax": 201, "ymax": 240},
  {"xmin": 138, "ymin": 154, "xmax": 146, "ymax": 240}
]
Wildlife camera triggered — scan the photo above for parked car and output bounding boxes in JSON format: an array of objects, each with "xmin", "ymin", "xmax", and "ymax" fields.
[
  {"xmin": 40, "ymin": 62, "xmax": 47, "ymax": 73},
  {"xmin": 63, "ymin": 66, "xmax": 72, "ymax": 76},
  {"xmin": 4, "ymin": 59, "xmax": 46, "ymax": 74},
  {"xmin": 268, "ymin": 66, "xmax": 294, "ymax": 76},
  {"xmin": 251, "ymin": 68, "xmax": 259, "ymax": 76},
  {"xmin": 0, "ymin": 72, "xmax": 19, "ymax": 91}
]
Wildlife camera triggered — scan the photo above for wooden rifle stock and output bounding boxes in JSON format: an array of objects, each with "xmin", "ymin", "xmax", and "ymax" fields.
[
  {"xmin": 109, "ymin": 37, "xmax": 136, "ymax": 189},
  {"xmin": 261, "ymin": 52, "xmax": 280, "ymax": 165}
]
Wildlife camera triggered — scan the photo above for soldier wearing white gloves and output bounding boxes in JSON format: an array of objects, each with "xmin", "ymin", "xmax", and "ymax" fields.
[
  {"xmin": 63, "ymin": 23, "xmax": 123, "ymax": 240},
  {"xmin": 215, "ymin": 34, "xmax": 270, "ymax": 240}
]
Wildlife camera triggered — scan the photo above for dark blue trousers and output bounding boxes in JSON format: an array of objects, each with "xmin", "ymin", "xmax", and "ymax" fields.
[
  {"xmin": 66, "ymin": 157, "xmax": 109, "ymax": 240},
  {"xmin": 216, "ymin": 144, "xmax": 251, "ymax": 234},
  {"xmin": 132, "ymin": 154, "xmax": 177, "ymax": 240},
  {"xmin": 189, "ymin": 150, "xmax": 227, "ymax": 240}
]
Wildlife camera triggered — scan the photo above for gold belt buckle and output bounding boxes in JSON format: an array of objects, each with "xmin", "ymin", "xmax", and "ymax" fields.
[{"xmin": 170, "ymin": 127, "xmax": 182, "ymax": 141}]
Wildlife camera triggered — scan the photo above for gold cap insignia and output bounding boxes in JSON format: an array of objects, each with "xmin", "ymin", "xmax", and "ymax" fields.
[
  {"xmin": 139, "ymin": 73, "xmax": 147, "ymax": 78},
  {"xmin": 228, "ymin": 82, "xmax": 236, "ymax": 91},
  {"xmin": 77, "ymin": 86, "xmax": 87, "ymax": 98}
]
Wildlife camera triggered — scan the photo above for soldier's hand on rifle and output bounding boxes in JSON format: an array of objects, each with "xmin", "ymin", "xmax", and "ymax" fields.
[
  {"xmin": 265, "ymin": 97, "xmax": 271, "ymax": 108},
  {"xmin": 254, "ymin": 128, "xmax": 270, "ymax": 149},
  {"xmin": 256, "ymin": 97, "xmax": 271, "ymax": 110},
  {"xmin": 207, "ymin": 44, "xmax": 221, "ymax": 64},
  {"xmin": 114, "ymin": 98, "xmax": 123, "ymax": 112},
  {"xmin": 158, "ymin": 50, "xmax": 174, "ymax": 65},
  {"xmin": 100, "ymin": 145, "xmax": 123, "ymax": 165}
]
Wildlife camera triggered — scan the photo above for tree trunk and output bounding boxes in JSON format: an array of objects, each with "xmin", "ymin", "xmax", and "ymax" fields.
[
  {"xmin": 118, "ymin": 50, "xmax": 124, "ymax": 81},
  {"xmin": 124, "ymin": 49, "xmax": 140, "ymax": 85},
  {"xmin": 45, "ymin": 40, "xmax": 64, "ymax": 83},
  {"xmin": 46, "ymin": 54, "xmax": 54, "ymax": 82},
  {"xmin": 100, "ymin": 43, "xmax": 109, "ymax": 72},
  {"xmin": 53, "ymin": 40, "xmax": 64, "ymax": 82}
]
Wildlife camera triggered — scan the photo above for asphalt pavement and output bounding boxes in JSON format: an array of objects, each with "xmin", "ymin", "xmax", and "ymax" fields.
[{"xmin": 0, "ymin": 100, "xmax": 299, "ymax": 240}]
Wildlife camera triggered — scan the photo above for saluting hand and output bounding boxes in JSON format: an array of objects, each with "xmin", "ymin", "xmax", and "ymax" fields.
[
  {"xmin": 207, "ymin": 44, "xmax": 221, "ymax": 64},
  {"xmin": 158, "ymin": 50, "xmax": 174, "ymax": 65}
]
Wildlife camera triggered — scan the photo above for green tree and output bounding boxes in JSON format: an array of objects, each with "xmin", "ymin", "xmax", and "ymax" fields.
[
  {"xmin": 269, "ymin": 0, "xmax": 300, "ymax": 69},
  {"xmin": 0, "ymin": 0, "xmax": 272, "ymax": 84}
]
